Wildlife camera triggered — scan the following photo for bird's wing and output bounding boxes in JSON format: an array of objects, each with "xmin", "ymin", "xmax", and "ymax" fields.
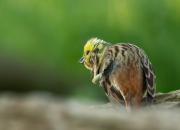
[
  {"xmin": 140, "ymin": 49, "xmax": 156, "ymax": 103},
  {"xmin": 127, "ymin": 43, "xmax": 156, "ymax": 103}
]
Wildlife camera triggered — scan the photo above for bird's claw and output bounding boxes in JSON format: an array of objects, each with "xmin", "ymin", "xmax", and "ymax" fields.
[{"xmin": 92, "ymin": 73, "xmax": 102, "ymax": 84}]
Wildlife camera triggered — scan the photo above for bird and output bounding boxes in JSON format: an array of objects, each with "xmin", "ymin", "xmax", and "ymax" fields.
[{"xmin": 79, "ymin": 38, "xmax": 156, "ymax": 110}]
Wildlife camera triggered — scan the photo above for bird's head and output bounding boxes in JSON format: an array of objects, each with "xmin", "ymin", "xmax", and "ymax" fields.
[{"xmin": 79, "ymin": 38, "xmax": 109, "ymax": 70}]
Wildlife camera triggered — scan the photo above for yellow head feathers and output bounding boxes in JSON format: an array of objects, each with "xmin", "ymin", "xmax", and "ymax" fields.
[
  {"xmin": 83, "ymin": 38, "xmax": 109, "ymax": 54},
  {"xmin": 80, "ymin": 38, "xmax": 109, "ymax": 70}
]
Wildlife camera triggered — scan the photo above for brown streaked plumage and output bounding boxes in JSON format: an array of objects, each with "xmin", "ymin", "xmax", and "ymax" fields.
[{"xmin": 80, "ymin": 38, "xmax": 156, "ymax": 110}]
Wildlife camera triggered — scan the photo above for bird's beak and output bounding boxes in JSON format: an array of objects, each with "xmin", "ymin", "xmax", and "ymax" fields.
[{"xmin": 79, "ymin": 57, "xmax": 84, "ymax": 64}]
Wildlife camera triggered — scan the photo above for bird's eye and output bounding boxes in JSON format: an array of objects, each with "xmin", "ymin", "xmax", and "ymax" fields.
[{"xmin": 86, "ymin": 50, "xmax": 90, "ymax": 55}]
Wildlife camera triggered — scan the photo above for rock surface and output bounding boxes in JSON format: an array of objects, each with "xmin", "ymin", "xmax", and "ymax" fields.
[{"xmin": 0, "ymin": 90, "xmax": 179, "ymax": 130}]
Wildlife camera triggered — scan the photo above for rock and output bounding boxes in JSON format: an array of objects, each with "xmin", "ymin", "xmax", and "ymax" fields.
[{"xmin": 0, "ymin": 90, "xmax": 179, "ymax": 130}]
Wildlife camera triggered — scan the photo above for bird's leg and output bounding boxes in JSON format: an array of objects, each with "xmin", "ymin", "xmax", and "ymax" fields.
[
  {"xmin": 91, "ymin": 54, "xmax": 103, "ymax": 84},
  {"xmin": 123, "ymin": 94, "xmax": 132, "ymax": 112},
  {"xmin": 125, "ymin": 101, "xmax": 131, "ymax": 112}
]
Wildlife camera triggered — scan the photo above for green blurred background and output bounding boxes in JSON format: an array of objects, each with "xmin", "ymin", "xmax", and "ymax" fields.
[{"xmin": 0, "ymin": 0, "xmax": 179, "ymax": 102}]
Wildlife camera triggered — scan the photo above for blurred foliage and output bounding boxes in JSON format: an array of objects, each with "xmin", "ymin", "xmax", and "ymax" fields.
[{"xmin": 0, "ymin": 0, "xmax": 180, "ymax": 101}]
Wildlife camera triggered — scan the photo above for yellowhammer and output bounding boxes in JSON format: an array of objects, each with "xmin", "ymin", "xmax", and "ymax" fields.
[{"xmin": 80, "ymin": 38, "xmax": 156, "ymax": 110}]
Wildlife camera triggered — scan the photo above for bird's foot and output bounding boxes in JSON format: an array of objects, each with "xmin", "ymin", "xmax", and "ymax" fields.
[{"xmin": 92, "ymin": 73, "xmax": 102, "ymax": 84}]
